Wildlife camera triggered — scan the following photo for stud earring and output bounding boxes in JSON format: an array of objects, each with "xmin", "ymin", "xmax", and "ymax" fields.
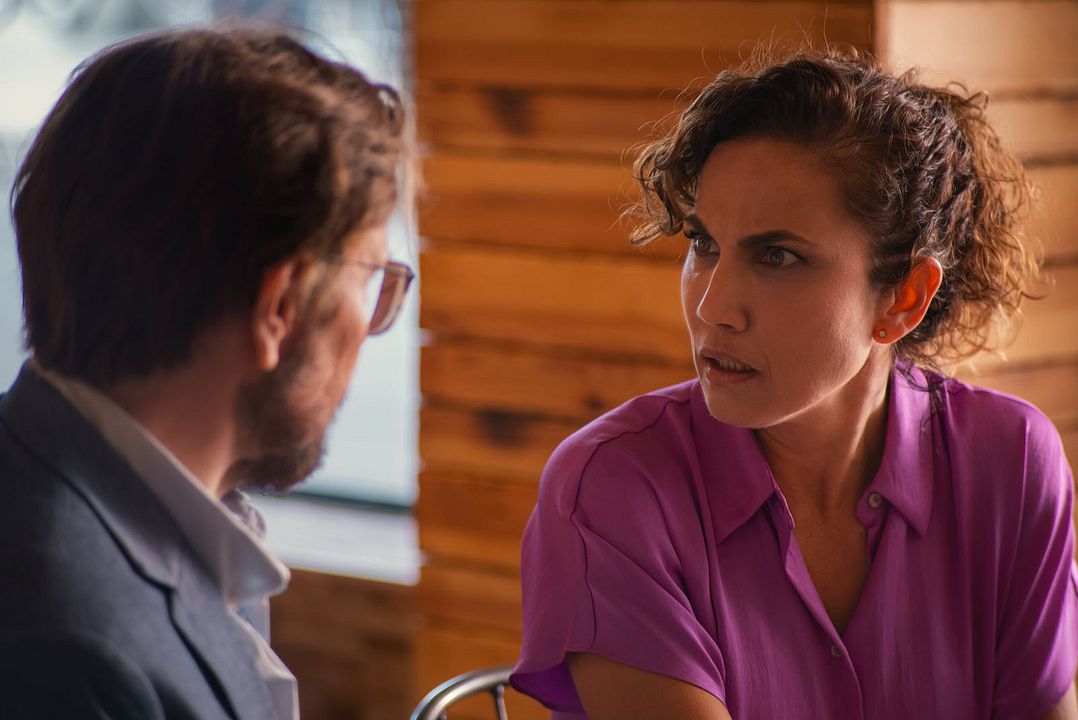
[{"xmin": 876, "ymin": 328, "xmax": 887, "ymax": 339}]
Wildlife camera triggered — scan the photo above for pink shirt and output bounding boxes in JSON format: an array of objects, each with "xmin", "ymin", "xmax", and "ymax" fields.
[{"xmin": 511, "ymin": 366, "xmax": 1077, "ymax": 719}]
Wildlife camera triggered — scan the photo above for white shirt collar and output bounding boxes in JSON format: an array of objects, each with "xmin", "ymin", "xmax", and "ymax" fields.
[{"xmin": 34, "ymin": 363, "xmax": 290, "ymax": 607}]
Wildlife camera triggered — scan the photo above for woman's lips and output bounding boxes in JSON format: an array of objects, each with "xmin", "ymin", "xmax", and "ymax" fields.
[{"xmin": 701, "ymin": 351, "xmax": 757, "ymax": 383}]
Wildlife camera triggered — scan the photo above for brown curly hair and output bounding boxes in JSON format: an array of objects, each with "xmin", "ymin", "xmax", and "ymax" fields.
[{"xmin": 630, "ymin": 49, "xmax": 1041, "ymax": 368}]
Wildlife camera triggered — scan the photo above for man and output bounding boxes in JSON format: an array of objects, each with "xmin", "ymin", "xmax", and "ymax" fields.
[{"xmin": 0, "ymin": 27, "xmax": 413, "ymax": 718}]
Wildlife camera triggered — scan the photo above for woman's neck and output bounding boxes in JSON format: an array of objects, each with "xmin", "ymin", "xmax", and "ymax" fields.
[{"xmin": 754, "ymin": 356, "xmax": 892, "ymax": 519}]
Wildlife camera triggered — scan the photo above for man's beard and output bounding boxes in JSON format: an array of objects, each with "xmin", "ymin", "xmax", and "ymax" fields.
[{"xmin": 227, "ymin": 321, "xmax": 331, "ymax": 494}]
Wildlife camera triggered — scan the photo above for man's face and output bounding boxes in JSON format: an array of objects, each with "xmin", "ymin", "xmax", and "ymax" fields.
[{"xmin": 228, "ymin": 223, "xmax": 390, "ymax": 492}]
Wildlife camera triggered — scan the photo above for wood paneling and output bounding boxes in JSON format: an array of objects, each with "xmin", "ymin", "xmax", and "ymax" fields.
[
  {"xmin": 420, "ymin": 405, "xmax": 575, "ymax": 481},
  {"xmin": 271, "ymin": 570, "xmax": 415, "ymax": 720},
  {"xmin": 415, "ymin": 624, "xmax": 548, "ymax": 720},
  {"xmin": 1029, "ymin": 164, "xmax": 1078, "ymax": 261},
  {"xmin": 418, "ymin": 82, "xmax": 685, "ymax": 157},
  {"xmin": 421, "ymin": 342, "xmax": 694, "ymax": 419},
  {"xmin": 421, "ymin": 152, "xmax": 680, "ymax": 258},
  {"xmin": 887, "ymin": 1, "xmax": 1078, "ymax": 94},
  {"xmin": 416, "ymin": 1, "xmax": 872, "ymax": 90},
  {"xmin": 990, "ymin": 96, "xmax": 1078, "ymax": 163},
  {"xmin": 420, "ymin": 245, "xmax": 686, "ymax": 359},
  {"xmin": 419, "ymin": 564, "xmax": 523, "ymax": 635},
  {"xmin": 416, "ymin": 472, "xmax": 537, "ymax": 569}
]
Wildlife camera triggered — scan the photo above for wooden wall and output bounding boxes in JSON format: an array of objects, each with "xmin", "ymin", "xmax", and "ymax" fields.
[
  {"xmin": 876, "ymin": 0, "xmax": 1078, "ymax": 462},
  {"xmin": 414, "ymin": 2, "xmax": 875, "ymax": 717},
  {"xmin": 271, "ymin": 570, "xmax": 415, "ymax": 720}
]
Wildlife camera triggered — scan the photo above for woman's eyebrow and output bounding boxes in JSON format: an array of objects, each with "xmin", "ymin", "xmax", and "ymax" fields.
[
  {"xmin": 737, "ymin": 229, "xmax": 814, "ymax": 248},
  {"xmin": 685, "ymin": 214, "xmax": 813, "ymax": 248}
]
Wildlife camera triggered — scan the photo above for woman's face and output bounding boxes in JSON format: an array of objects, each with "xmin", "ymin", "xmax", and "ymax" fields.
[{"xmin": 682, "ymin": 137, "xmax": 891, "ymax": 429}]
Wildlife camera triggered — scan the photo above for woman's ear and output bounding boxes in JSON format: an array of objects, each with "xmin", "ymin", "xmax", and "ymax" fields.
[
  {"xmin": 873, "ymin": 257, "xmax": 943, "ymax": 344},
  {"xmin": 251, "ymin": 257, "xmax": 309, "ymax": 371}
]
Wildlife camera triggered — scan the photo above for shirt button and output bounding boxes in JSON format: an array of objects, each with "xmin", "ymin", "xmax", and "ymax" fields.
[
  {"xmin": 829, "ymin": 644, "xmax": 843, "ymax": 658},
  {"xmin": 867, "ymin": 492, "xmax": 883, "ymax": 509}
]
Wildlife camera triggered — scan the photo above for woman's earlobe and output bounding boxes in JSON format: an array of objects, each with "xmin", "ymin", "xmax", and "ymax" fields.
[{"xmin": 873, "ymin": 258, "xmax": 943, "ymax": 344}]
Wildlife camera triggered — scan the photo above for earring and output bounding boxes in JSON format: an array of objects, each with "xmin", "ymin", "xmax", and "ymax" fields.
[{"xmin": 875, "ymin": 328, "xmax": 887, "ymax": 340}]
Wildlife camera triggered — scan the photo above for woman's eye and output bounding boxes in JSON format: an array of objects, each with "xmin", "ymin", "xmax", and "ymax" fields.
[
  {"xmin": 684, "ymin": 229, "xmax": 717, "ymax": 256},
  {"xmin": 760, "ymin": 246, "xmax": 799, "ymax": 268}
]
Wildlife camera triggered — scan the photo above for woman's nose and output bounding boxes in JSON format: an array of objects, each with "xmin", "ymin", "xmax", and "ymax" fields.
[{"xmin": 694, "ymin": 262, "xmax": 749, "ymax": 332}]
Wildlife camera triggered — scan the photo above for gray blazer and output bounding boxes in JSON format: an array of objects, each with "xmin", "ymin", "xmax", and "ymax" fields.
[{"xmin": 0, "ymin": 365, "xmax": 276, "ymax": 719}]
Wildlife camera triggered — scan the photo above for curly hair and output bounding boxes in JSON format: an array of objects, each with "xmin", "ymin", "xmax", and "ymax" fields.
[
  {"xmin": 12, "ymin": 26, "xmax": 408, "ymax": 385},
  {"xmin": 630, "ymin": 49, "xmax": 1041, "ymax": 368}
]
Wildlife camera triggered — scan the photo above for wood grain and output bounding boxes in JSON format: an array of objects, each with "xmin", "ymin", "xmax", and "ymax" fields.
[
  {"xmin": 417, "ymin": 82, "xmax": 685, "ymax": 157},
  {"xmin": 419, "ymin": 244, "xmax": 687, "ymax": 360},
  {"xmin": 420, "ymin": 405, "xmax": 576, "ymax": 481},
  {"xmin": 419, "ymin": 563, "xmax": 523, "ymax": 635},
  {"xmin": 421, "ymin": 341, "xmax": 694, "ymax": 420},
  {"xmin": 887, "ymin": 1, "xmax": 1078, "ymax": 94},
  {"xmin": 416, "ymin": 471, "xmax": 537, "ymax": 569},
  {"xmin": 420, "ymin": 152, "xmax": 680, "ymax": 258},
  {"xmin": 416, "ymin": 1, "xmax": 873, "ymax": 90}
]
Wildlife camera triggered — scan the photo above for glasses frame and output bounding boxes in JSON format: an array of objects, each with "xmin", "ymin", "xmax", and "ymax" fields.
[{"xmin": 324, "ymin": 255, "xmax": 416, "ymax": 336}]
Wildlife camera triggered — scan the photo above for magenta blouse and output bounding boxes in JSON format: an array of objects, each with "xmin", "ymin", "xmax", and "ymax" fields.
[{"xmin": 511, "ymin": 366, "xmax": 1077, "ymax": 719}]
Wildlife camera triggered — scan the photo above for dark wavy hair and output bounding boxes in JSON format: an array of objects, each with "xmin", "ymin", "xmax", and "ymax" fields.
[
  {"xmin": 11, "ymin": 26, "xmax": 407, "ymax": 385},
  {"xmin": 630, "ymin": 49, "xmax": 1040, "ymax": 368}
]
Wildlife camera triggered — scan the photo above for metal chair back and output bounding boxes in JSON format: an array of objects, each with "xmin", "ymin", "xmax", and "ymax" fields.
[{"xmin": 410, "ymin": 665, "xmax": 515, "ymax": 720}]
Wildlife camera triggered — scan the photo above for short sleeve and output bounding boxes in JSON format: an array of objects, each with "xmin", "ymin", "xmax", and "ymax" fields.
[
  {"xmin": 510, "ymin": 435, "xmax": 726, "ymax": 715},
  {"xmin": 992, "ymin": 416, "xmax": 1078, "ymax": 719}
]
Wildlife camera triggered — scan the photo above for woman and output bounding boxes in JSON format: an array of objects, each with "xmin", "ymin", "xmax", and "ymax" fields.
[{"xmin": 509, "ymin": 50, "xmax": 1077, "ymax": 719}]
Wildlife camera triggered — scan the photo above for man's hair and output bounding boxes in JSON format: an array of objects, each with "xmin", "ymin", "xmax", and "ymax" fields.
[
  {"xmin": 630, "ymin": 48, "xmax": 1039, "ymax": 368},
  {"xmin": 11, "ymin": 26, "xmax": 406, "ymax": 385}
]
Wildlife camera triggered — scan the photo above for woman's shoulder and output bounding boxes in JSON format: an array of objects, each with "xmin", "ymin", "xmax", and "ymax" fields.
[
  {"xmin": 537, "ymin": 379, "xmax": 715, "ymax": 513},
  {"xmin": 929, "ymin": 371, "xmax": 1062, "ymax": 448}
]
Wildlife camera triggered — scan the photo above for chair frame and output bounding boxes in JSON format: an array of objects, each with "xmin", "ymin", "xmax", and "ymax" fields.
[{"xmin": 410, "ymin": 665, "xmax": 515, "ymax": 720}]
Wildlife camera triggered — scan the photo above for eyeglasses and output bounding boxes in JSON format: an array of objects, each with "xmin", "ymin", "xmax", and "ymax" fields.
[{"xmin": 324, "ymin": 256, "xmax": 415, "ymax": 336}]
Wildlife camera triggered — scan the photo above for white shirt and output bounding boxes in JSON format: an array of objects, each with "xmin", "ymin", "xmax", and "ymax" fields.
[{"xmin": 36, "ymin": 365, "xmax": 299, "ymax": 719}]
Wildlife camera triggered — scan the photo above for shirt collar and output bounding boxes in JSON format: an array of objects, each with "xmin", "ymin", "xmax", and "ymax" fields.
[
  {"xmin": 868, "ymin": 363, "xmax": 936, "ymax": 536},
  {"xmin": 690, "ymin": 382, "xmax": 778, "ymax": 544},
  {"xmin": 34, "ymin": 364, "xmax": 289, "ymax": 606},
  {"xmin": 691, "ymin": 363, "xmax": 937, "ymax": 543}
]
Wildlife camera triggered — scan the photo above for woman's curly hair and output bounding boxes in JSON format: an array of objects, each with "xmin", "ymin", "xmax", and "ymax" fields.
[{"xmin": 630, "ymin": 48, "xmax": 1041, "ymax": 368}]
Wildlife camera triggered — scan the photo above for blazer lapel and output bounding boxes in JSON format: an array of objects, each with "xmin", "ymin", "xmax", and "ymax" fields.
[{"xmin": 0, "ymin": 364, "xmax": 276, "ymax": 720}]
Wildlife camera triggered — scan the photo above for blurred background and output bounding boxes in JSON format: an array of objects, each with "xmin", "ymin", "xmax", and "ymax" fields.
[{"xmin": 2, "ymin": 1, "xmax": 1076, "ymax": 718}]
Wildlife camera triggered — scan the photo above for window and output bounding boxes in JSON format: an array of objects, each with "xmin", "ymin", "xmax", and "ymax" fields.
[{"xmin": 0, "ymin": 0, "xmax": 418, "ymax": 508}]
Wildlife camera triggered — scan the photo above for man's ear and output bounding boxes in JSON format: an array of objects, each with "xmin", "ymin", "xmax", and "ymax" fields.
[
  {"xmin": 251, "ymin": 257, "xmax": 309, "ymax": 371},
  {"xmin": 873, "ymin": 257, "xmax": 943, "ymax": 344}
]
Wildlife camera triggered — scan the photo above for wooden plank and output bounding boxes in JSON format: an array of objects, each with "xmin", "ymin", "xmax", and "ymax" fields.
[
  {"xmin": 887, "ymin": 1, "xmax": 1078, "ymax": 94},
  {"xmin": 990, "ymin": 96, "xmax": 1078, "ymax": 163},
  {"xmin": 414, "ymin": 623, "xmax": 547, "ymax": 720},
  {"xmin": 421, "ymin": 342, "xmax": 694, "ymax": 420},
  {"xmin": 420, "ymin": 245, "xmax": 686, "ymax": 361},
  {"xmin": 421, "ymin": 152, "xmax": 682, "ymax": 258},
  {"xmin": 271, "ymin": 570, "xmax": 415, "ymax": 720},
  {"xmin": 421, "ymin": 405, "xmax": 575, "ymax": 480},
  {"xmin": 416, "ymin": 471, "xmax": 537, "ymax": 569},
  {"xmin": 417, "ymin": 82, "xmax": 685, "ymax": 157},
  {"xmin": 1064, "ymin": 426, "xmax": 1078, "ymax": 469},
  {"xmin": 418, "ymin": 563, "xmax": 523, "ymax": 635},
  {"xmin": 416, "ymin": 1, "xmax": 873, "ymax": 90},
  {"xmin": 420, "ymin": 245, "xmax": 1076, "ymax": 363},
  {"xmin": 996, "ymin": 264, "xmax": 1078, "ymax": 365},
  {"xmin": 1029, "ymin": 163, "xmax": 1078, "ymax": 261}
]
